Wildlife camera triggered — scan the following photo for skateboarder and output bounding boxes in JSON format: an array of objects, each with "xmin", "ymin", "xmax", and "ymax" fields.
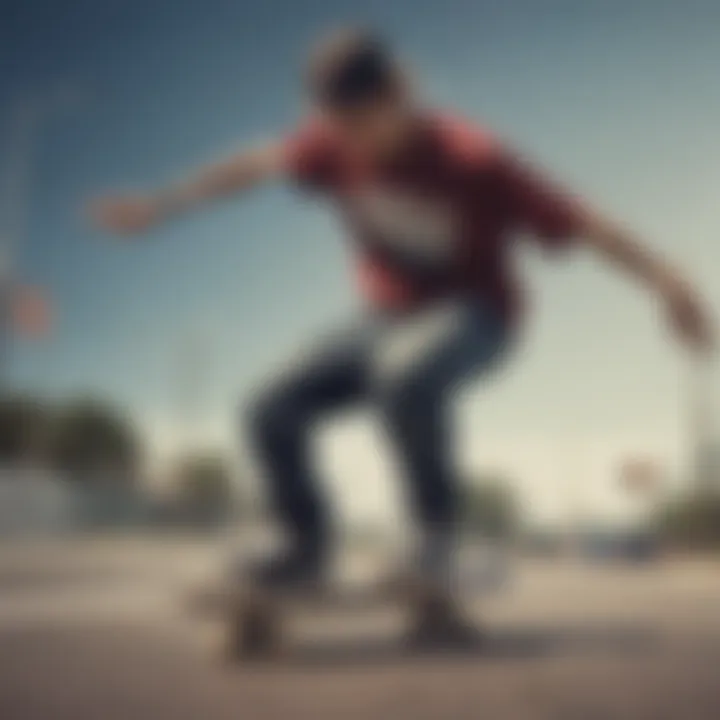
[{"xmin": 90, "ymin": 28, "xmax": 714, "ymax": 598}]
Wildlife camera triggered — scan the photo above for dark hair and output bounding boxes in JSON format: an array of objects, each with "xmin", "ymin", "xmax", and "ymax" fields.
[{"xmin": 306, "ymin": 28, "xmax": 398, "ymax": 108}]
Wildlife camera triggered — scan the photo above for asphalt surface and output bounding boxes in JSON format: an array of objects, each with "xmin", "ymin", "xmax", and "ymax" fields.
[{"xmin": 0, "ymin": 536, "xmax": 719, "ymax": 720}]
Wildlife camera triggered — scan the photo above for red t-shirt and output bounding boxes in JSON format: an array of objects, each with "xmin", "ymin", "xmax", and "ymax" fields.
[{"xmin": 283, "ymin": 112, "xmax": 586, "ymax": 323}]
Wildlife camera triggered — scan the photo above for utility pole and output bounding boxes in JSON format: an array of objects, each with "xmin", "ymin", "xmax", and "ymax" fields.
[
  {"xmin": 0, "ymin": 85, "xmax": 81, "ymax": 390},
  {"xmin": 175, "ymin": 327, "xmax": 210, "ymax": 456},
  {"xmin": 0, "ymin": 96, "xmax": 41, "ymax": 390},
  {"xmin": 688, "ymin": 355, "xmax": 715, "ymax": 493}
]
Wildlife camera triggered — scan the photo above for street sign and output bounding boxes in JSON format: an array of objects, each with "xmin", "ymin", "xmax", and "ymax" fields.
[
  {"xmin": 619, "ymin": 457, "xmax": 663, "ymax": 496},
  {"xmin": 11, "ymin": 285, "xmax": 52, "ymax": 338}
]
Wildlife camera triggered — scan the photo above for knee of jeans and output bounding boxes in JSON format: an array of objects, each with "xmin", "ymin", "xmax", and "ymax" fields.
[{"xmin": 378, "ymin": 372, "xmax": 438, "ymax": 429}]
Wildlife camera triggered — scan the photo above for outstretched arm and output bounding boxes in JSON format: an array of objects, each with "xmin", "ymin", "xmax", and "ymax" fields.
[
  {"xmin": 493, "ymin": 147, "xmax": 716, "ymax": 355},
  {"xmin": 577, "ymin": 210, "xmax": 715, "ymax": 354},
  {"xmin": 88, "ymin": 141, "xmax": 286, "ymax": 235}
]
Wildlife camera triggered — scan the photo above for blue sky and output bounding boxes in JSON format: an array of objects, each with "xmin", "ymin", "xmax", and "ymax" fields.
[{"xmin": 2, "ymin": 0, "xmax": 719, "ymax": 520}]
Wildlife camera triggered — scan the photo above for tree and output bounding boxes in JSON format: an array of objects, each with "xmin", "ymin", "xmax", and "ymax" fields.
[
  {"xmin": 173, "ymin": 452, "xmax": 237, "ymax": 526},
  {"xmin": 654, "ymin": 488, "xmax": 720, "ymax": 550},
  {"xmin": 49, "ymin": 399, "xmax": 140, "ymax": 485},
  {"xmin": 460, "ymin": 474, "xmax": 520, "ymax": 540},
  {"xmin": 0, "ymin": 395, "xmax": 50, "ymax": 465}
]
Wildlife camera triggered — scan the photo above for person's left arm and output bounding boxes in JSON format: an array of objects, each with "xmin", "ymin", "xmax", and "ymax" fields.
[
  {"xmin": 494, "ymin": 147, "xmax": 715, "ymax": 354},
  {"xmin": 575, "ymin": 209, "xmax": 714, "ymax": 354}
]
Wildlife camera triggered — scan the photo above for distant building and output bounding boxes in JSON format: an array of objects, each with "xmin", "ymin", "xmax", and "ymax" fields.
[
  {"xmin": 0, "ymin": 467, "xmax": 77, "ymax": 536},
  {"xmin": 0, "ymin": 465, "xmax": 148, "ymax": 536}
]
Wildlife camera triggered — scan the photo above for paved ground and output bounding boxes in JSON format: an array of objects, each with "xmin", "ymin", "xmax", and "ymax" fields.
[{"xmin": 0, "ymin": 536, "xmax": 719, "ymax": 719}]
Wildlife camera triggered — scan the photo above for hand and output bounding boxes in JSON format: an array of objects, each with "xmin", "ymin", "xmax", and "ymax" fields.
[
  {"xmin": 660, "ymin": 278, "xmax": 715, "ymax": 355},
  {"xmin": 87, "ymin": 194, "xmax": 165, "ymax": 236}
]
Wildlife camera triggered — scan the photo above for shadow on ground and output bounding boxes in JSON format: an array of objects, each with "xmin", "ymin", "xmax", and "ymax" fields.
[{"xmin": 231, "ymin": 623, "xmax": 661, "ymax": 672}]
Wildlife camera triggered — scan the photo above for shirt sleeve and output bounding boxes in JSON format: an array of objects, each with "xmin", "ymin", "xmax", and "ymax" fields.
[
  {"xmin": 282, "ymin": 120, "xmax": 337, "ymax": 191},
  {"xmin": 491, "ymin": 147, "xmax": 587, "ymax": 250}
]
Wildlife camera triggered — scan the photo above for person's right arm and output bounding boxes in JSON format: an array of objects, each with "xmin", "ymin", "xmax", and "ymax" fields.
[{"xmin": 88, "ymin": 141, "xmax": 287, "ymax": 235}]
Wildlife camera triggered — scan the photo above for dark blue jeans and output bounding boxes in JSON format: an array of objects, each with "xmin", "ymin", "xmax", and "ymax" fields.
[{"xmin": 246, "ymin": 298, "xmax": 509, "ymax": 558}]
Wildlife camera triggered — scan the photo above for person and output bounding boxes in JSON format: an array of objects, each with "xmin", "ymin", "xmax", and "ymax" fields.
[{"xmin": 90, "ymin": 28, "xmax": 714, "ymax": 597}]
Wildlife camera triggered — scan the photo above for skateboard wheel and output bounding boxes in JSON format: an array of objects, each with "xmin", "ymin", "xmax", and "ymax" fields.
[{"xmin": 227, "ymin": 598, "xmax": 283, "ymax": 662}]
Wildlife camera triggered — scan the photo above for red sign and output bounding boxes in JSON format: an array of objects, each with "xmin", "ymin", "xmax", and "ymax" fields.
[
  {"xmin": 619, "ymin": 457, "xmax": 662, "ymax": 495},
  {"xmin": 10, "ymin": 285, "xmax": 52, "ymax": 338}
]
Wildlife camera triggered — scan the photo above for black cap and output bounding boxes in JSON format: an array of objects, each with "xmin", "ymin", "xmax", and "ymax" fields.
[{"xmin": 306, "ymin": 28, "xmax": 398, "ymax": 108}]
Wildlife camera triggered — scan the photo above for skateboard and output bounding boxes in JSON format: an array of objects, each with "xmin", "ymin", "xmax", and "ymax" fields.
[
  {"xmin": 232, "ymin": 574, "xmax": 467, "ymax": 661},
  {"xmin": 186, "ymin": 546, "xmax": 509, "ymax": 662}
]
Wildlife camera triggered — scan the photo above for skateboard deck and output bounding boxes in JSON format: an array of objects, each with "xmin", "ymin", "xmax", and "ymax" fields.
[
  {"xmin": 183, "ymin": 544, "xmax": 510, "ymax": 662},
  {"xmin": 225, "ymin": 575, "xmax": 479, "ymax": 661}
]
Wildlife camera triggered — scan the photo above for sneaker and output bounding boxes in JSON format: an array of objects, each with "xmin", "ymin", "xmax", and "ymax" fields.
[
  {"xmin": 416, "ymin": 528, "xmax": 457, "ymax": 593},
  {"xmin": 406, "ymin": 594, "xmax": 484, "ymax": 650},
  {"xmin": 244, "ymin": 547, "xmax": 327, "ymax": 594}
]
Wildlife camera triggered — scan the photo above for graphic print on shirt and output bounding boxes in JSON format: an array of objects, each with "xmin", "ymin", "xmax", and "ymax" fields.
[{"xmin": 347, "ymin": 186, "xmax": 457, "ymax": 269}]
